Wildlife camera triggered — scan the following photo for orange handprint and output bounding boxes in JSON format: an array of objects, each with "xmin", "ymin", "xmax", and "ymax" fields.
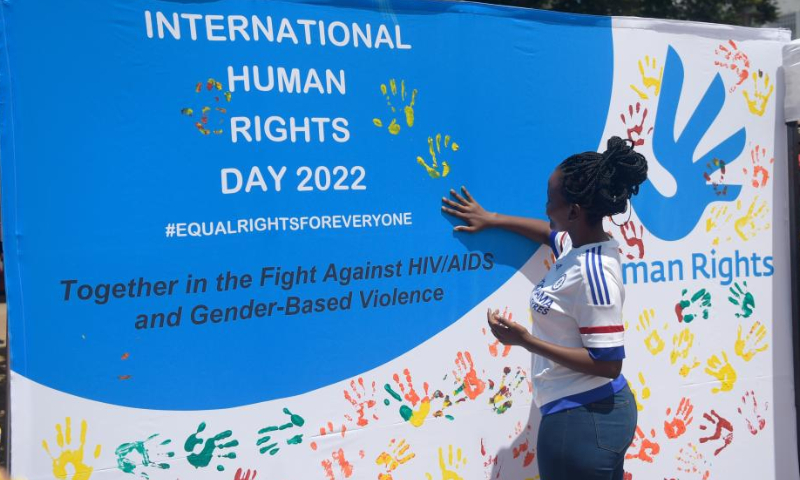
[
  {"xmin": 625, "ymin": 426, "xmax": 660, "ymax": 463},
  {"xmin": 343, "ymin": 377, "xmax": 379, "ymax": 427},
  {"xmin": 453, "ymin": 351, "xmax": 486, "ymax": 400},
  {"xmin": 714, "ymin": 40, "xmax": 750, "ymax": 92},
  {"xmin": 664, "ymin": 397, "xmax": 694, "ymax": 439},
  {"xmin": 384, "ymin": 369, "xmax": 431, "ymax": 427},
  {"xmin": 743, "ymin": 145, "xmax": 773, "ymax": 188}
]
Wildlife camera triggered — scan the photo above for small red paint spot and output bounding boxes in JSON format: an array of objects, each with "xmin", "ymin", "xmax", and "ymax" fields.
[
  {"xmin": 359, "ymin": 450, "xmax": 365, "ymax": 459},
  {"xmin": 118, "ymin": 375, "xmax": 132, "ymax": 380},
  {"xmin": 310, "ymin": 442, "xmax": 318, "ymax": 451},
  {"xmin": 121, "ymin": 353, "xmax": 130, "ymax": 360}
]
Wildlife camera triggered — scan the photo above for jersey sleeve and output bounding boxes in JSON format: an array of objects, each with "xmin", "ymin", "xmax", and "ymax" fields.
[
  {"xmin": 571, "ymin": 245, "xmax": 625, "ymax": 361},
  {"xmin": 548, "ymin": 231, "xmax": 572, "ymax": 259}
]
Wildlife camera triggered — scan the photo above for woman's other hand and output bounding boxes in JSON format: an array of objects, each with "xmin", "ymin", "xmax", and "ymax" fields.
[
  {"xmin": 441, "ymin": 186, "xmax": 496, "ymax": 233},
  {"xmin": 487, "ymin": 308, "xmax": 530, "ymax": 347}
]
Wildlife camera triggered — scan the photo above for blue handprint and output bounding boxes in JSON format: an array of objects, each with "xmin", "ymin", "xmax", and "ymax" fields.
[{"xmin": 633, "ymin": 46, "xmax": 745, "ymax": 241}]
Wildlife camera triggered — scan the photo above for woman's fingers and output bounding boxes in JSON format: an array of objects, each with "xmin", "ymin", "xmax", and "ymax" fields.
[
  {"xmin": 441, "ymin": 196, "xmax": 466, "ymax": 211},
  {"xmin": 461, "ymin": 185, "xmax": 475, "ymax": 203},
  {"xmin": 441, "ymin": 206, "xmax": 466, "ymax": 218},
  {"xmin": 454, "ymin": 225, "xmax": 477, "ymax": 232},
  {"xmin": 449, "ymin": 188, "xmax": 469, "ymax": 205}
]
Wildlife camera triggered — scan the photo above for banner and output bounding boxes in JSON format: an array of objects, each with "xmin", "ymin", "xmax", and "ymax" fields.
[{"xmin": 0, "ymin": 1, "xmax": 794, "ymax": 479}]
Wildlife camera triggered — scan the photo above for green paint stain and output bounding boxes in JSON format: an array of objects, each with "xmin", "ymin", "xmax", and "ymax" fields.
[
  {"xmin": 287, "ymin": 434, "xmax": 303, "ymax": 445},
  {"xmin": 256, "ymin": 436, "xmax": 273, "ymax": 446},
  {"xmin": 399, "ymin": 405, "xmax": 413, "ymax": 422},
  {"xmin": 445, "ymin": 415, "xmax": 454, "ymax": 420},
  {"xmin": 184, "ymin": 424, "xmax": 237, "ymax": 470},
  {"xmin": 217, "ymin": 465, "xmax": 225, "ymax": 472},
  {"xmin": 259, "ymin": 443, "xmax": 279, "ymax": 455},
  {"xmin": 116, "ymin": 433, "xmax": 173, "ymax": 475},
  {"xmin": 284, "ymin": 408, "xmax": 305, "ymax": 427},
  {"xmin": 384, "ymin": 399, "xmax": 390, "ymax": 406},
  {"xmin": 384, "ymin": 384, "xmax": 403, "ymax": 402}
]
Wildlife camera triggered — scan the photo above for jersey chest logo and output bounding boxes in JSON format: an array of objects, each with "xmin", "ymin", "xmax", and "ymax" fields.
[
  {"xmin": 552, "ymin": 274, "xmax": 567, "ymax": 290},
  {"xmin": 530, "ymin": 284, "xmax": 553, "ymax": 315}
]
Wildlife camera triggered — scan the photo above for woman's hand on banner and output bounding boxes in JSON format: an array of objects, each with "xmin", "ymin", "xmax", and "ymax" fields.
[{"xmin": 441, "ymin": 186, "xmax": 496, "ymax": 233}]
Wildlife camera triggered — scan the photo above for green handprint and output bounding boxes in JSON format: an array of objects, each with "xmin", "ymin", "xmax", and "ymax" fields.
[
  {"xmin": 257, "ymin": 408, "xmax": 305, "ymax": 456},
  {"xmin": 728, "ymin": 281, "xmax": 755, "ymax": 318},
  {"xmin": 116, "ymin": 434, "xmax": 174, "ymax": 479},
  {"xmin": 675, "ymin": 288, "xmax": 712, "ymax": 323},
  {"xmin": 184, "ymin": 422, "xmax": 238, "ymax": 471}
]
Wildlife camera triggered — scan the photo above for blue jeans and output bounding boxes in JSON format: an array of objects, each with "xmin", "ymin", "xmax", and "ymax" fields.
[{"xmin": 537, "ymin": 384, "xmax": 638, "ymax": 480}]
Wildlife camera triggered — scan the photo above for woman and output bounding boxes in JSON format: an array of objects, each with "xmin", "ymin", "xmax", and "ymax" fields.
[{"xmin": 441, "ymin": 137, "xmax": 647, "ymax": 480}]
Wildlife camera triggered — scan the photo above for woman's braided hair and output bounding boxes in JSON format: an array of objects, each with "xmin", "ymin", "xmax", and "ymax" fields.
[{"xmin": 558, "ymin": 136, "xmax": 648, "ymax": 224}]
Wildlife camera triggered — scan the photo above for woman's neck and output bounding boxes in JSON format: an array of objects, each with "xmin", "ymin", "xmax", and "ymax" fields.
[{"xmin": 568, "ymin": 223, "xmax": 610, "ymax": 248}]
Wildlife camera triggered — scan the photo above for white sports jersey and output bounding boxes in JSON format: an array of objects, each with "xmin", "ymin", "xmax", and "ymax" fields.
[{"xmin": 530, "ymin": 231, "xmax": 627, "ymax": 415}]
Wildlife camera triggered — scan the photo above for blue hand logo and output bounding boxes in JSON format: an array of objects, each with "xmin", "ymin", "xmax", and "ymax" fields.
[{"xmin": 633, "ymin": 46, "xmax": 746, "ymax": 241}]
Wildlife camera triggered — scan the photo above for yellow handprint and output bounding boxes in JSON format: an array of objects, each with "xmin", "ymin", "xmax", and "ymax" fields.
[
  {"xmin": 425, "ymin": 445, "xmax": 467, "ymax": 480},
  {"xmin": 376, "ymin": 438, "xmax": 415, "ymax": 480},
  {"xmin": 705, "ymin": 351, "xmax": 737, "ymax": 394},
  {"xmin": 733, "ymin": 196, "xmax": 770, "ymax": 241},
  {"xmin": 742, "ymin": 70, "xmax": 774, "ymax": 116},
  {"xmin": 636, "ymin": 308, "xmax": 666, "ymax": 356},
  {"xmin": 417, "ymin": 134, "xmax": 460, "ymax": 179},
  {"xmin": 42, "ymin": 418, "xmax": 102, "ymax": 480},
  {"xmin": 735, "ymin": 321, "xmax": 769, "ymax": 362},
  {"xmin": 671, "ymin": 327, "xmax": 700, "ymax": 377},
  {"xmin": 628, "ymin": 372, "xmax": 650, "ymax": 412},
  {"xmin": 630, "ymin": 56, "xmax": 663, "ymax": 100},
  {"xmin": 373, "ymin": 79, "xmax": 418, "ymax": 135}
]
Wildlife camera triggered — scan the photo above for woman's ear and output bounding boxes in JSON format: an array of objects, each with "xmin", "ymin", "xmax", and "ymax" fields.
[{"xmin": 568, "ymin": 203, "xmax": 581, "ymax": 222}]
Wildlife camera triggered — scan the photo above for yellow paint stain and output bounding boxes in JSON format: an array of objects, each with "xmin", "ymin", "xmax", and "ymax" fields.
[
  {"xmin": 705, "ymin": 351, "xmax": 738, "ymax": 393},
  {"xmin": 629, "ymin": 55, "xmax": 663, "ymax": 100},
  {"xmin": 410, "ymin": 399, "xmax": 431, "ymax": 428},
  {"xmin": 743, "ymin": 71, "xmax": 774, "ymax": 116},
  {"xmin": 42, "ymin": 419, "xmax": 100, "ymax": 480},
  {"xmin": 734, "ymin": 321, "xmax": 769, "ymax": 362},
  {"xmin": 733, "ymin": 197, "xmax": 770, "ymax": 241}
]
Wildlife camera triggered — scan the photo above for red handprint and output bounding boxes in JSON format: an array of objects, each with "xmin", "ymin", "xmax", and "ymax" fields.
[
  {"xmin": 664, "ymin": 397, "xmax": 694, "ymax": 439},
  {"xmin": 737, "ymin": 390, "xmax": 768, "ymax": 435},
  {"xmin": 618, "ymin": 220, "xmax": 645, "ymax": 260},
  {"xmin": 714, "ymin": 40, "xmax": 750, "ymax": 92},
  {"xmin": 620, "ymin": 102, "xmax": 653, "ymax": 147},
  {"xmin": 625, "ymin": 426, "xmax": 661, "ymax": 463},
  {"xmin": 699, "ymin": 410, "xmax": 734, "ymax": 456},
  {"xmin": 234, "ymin": 469, "xmax": 257, "ymax": 480}
]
